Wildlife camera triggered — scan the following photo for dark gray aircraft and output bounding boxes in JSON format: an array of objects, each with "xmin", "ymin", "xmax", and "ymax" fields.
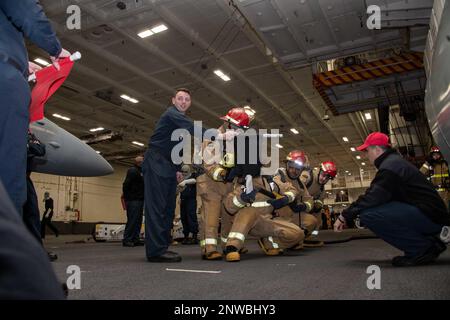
[
  {"xmin": 425, "ymin": 2, "xmax": 450, "ymax": 161},
  {"xmin": 29, "ymin": 118, "xmax": 114, "ymax": 177}
]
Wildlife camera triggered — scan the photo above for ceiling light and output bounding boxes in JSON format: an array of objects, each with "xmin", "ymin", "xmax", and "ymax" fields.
[
  {"xmin": 290, "ymin": 128, "xmax": 299, "ymax": 134},
  {"xmin": 365, "ymin": 113, "xmax": 372, "ymax": 120},
  {"xmin": 151, "ymin": 24, "xmax": 168, "ymax": 34},
  {"xmin": 314, "ymin": 167, "xmax": 318, "ymax": 170},
  {"xmin": 350, "ymin": 147, "xmax": 356, "ymax": 152},
  {"xmin": 120, "ymin": 94, "xmax": 139, "ymax": 104},
  {"xmin": 34, "ymin": 58, "xmax": 50, "ymax": 66},
  {"xmin": 214, "ymin": 69, "xmax": 231, "ymax": 82},
  {"xmin": 95, "ymin": 151, "xmax": 101, "ymax": 154},
  {"xmin": 361, "ymin": 162, "xmax": 366, "ymax": 165},
  {"xmin": 89, "ymin": 127, "xmax": 104, "ymax": 132},
  {"xmin": 342, "ymin": 137, "xmax": 349, "ymax": 142},
  {"xmin": 132, "ymin": 141, "xmax": 144, "ymax": 147},
  {"xmin": 345, "ymin": 170, "xmax": 349, "ymax": 173},
  {"xmin": 356, "ymin": 155, "xmax": 361, "ymax": 159},
  {"xmin": 275, "ymin": 144, "xmax": 283, "ymax": 148},
  {"xmin": 52, "ymin": 113, "xmax": 71, "ymax": 121},
  {"xmin": 137, "ymin": 29, "xmax": 154, "ymax": 38}
]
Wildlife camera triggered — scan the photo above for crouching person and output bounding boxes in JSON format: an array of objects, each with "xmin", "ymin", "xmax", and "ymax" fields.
[
  {"xmin": 334, "ymin": 132, "xmax": 449, "ymax": 267},
  {"xmin": 222, "ymin": 175, "xmax": 303, "ymax": 262}
]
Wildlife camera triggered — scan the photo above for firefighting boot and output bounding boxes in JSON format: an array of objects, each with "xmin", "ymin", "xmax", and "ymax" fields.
[
  {"xmin": 223, "ymin": 246, "xmax": 249, "ymax": 255},
  {"xmin": 202, "ymin": 251, "xmax": 223, "ymax": 260},
  {"xmin": 257, "ymin": 238, "xmax": 282, "ymax": 256},
  {"xmin": 225, "ymin": 245, "xmax": 240, "ymax": 262},
  {"xmin": 290, "ymin": 242, "xmax": 304, "ymax": 251},
  {"xmin": 303, "ymin": 238, "xmax": 324, "ymax": 247},
  {"xmin": 201, "ymin": 243, "xmax": 223, "ymax": 260},
  {"xmin": 301, "ymin": 226, "xmax": 323, "ymax": 247}
]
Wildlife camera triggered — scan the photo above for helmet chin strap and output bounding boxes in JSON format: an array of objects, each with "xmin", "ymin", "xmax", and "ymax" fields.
[{"xmin": 288, "ymin": 172, "xmax": 300, "ymax": 180}]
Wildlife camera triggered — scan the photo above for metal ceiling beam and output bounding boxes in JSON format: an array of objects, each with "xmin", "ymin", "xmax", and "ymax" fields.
[
  {"xmin": 45, "ymin": 90, "xmax": 151, "ymax": 139},
  {"xmin": 348, "ymin": 112, "xmax": 368, "ymax": 141},
  {"xmin": 81, "ymin": 131, "xmax": 123, "ymax": 145},
  {"xmin": 152, "ymin": 1, "xmax": 309, "ymax": 154},
  {"xmin": 315, "ymin": 0, "xmax": 342, "ymax": 52},
  {"xmin": 218, "ymin": 1, "xmax": 362, "ymax": 168},
  {"xmin": 72, "ymin": 0, "xmax": 240, "ymax": 115},
  {"xmin": 275, "ymin": 67, "xmax": 364, "ymax": 168},
  {"xmin": 266, "ymin": 0, "xmax": 309, "ymax": 59}
]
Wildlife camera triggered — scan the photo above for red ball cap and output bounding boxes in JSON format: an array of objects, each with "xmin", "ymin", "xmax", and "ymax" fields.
[{"xmin": 357, "ymin": 132, "xmax": 390, "ymax": 151}]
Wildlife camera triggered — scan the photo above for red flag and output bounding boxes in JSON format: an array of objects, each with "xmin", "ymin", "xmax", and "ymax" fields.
[{"xmin": 29, "ymin": 57, "xmax": 75, "ymax": 123}]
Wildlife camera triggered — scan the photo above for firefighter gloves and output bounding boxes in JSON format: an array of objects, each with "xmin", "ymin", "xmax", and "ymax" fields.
[{"xmin": 267, "ymin": 196, "xmax": 290, "ymax": 209}]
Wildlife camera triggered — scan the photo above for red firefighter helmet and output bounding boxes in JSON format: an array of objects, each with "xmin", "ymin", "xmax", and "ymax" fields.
[
  {"xmin": 320, "ymin": 161, "xmax": 337, "ymax": 179},
  {"xmin": 286, "ymin": 150, "xmax": 308, "ymax": 170},
  {"xmin": 430, "ymin": 146, "xmax": 441, "ymax": 154},
  {"xmin": 220, "ymin": 107, "xmax": 250, "ymax": 129}
]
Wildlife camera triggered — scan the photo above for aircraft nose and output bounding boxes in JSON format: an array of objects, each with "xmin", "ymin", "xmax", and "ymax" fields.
[
  {"xmin": 76, "ymin": 148, "xmax": 114, "ymax": 176},
  {"xmin": 30, "ymin": 118, "xmax": 114, "ymax": 177}
]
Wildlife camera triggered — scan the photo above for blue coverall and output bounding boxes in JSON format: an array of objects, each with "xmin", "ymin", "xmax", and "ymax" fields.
[{"xmin": 0, "ymin": 0, "xmax": 62, "ymax": 214}]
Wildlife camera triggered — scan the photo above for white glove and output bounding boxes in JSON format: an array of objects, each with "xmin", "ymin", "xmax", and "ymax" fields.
[
  {"xmin": 178, "ymin": 178, "xmax": 196, "ymax": 187},
  {"xmin": 50, "ymin": 48, "xmax": 71, "ymax": 70},
  {"xmin": 28, "ymin": 61, "xmax": 42, "ymax": 74}
]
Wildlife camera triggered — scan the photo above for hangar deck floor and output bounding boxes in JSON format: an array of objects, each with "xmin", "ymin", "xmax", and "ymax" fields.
[{"xmin": 44, "ymin": 230, "xmax": 450, "ymax": 300}]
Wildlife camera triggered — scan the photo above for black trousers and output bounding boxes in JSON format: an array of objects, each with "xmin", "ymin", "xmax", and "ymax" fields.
[
  {"xmin": 41, "ymin": 211, "xmax": 59, "ymax": 239},
  {"xmin": 123, "ymin": 200, "xmax": 144, "ymax": 243},
  {"xmin": 180, "ymin": 196, "xmax": 198, "ymax": 237}
]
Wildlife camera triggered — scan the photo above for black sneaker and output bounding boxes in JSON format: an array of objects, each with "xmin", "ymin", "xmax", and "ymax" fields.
[
  {"xmin": 122, "ymin": 241, "xmax": 136, "ymax": 247},
  {"xmin": 181, "ymin": 237, "xmax": 191, "ymax": 245},
  {"xmin": 147, "ymin": 251, "xmax": 182, "ymax": 263},
  {"xmin": 392, "ymin": 241, "xmax": 447, "ymax": 267},
  {"xmin": 48, "ymin": 251, "xmax": 58, "ymax": 262}
]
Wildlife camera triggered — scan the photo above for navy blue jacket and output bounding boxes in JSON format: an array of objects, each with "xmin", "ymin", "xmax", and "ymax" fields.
[
  {"xmin": 148, "ymin": 106, "xmax": 212, "ymax": 159},
  {"xmin": 0, "ymin": 0, "xmax": 61, "ymax": 77},
  {"xmin": 343, "ymin": 148, "xmax": 450, "ymax": 226},
  {"xmin": 122, "ymin": 165, "xmax": 144, "ymax": 201}
]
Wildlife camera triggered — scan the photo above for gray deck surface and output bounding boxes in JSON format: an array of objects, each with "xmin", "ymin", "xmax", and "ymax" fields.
[{"xmin": 44, "ymin": 230, "xmax": 450, "ymax": 300}]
